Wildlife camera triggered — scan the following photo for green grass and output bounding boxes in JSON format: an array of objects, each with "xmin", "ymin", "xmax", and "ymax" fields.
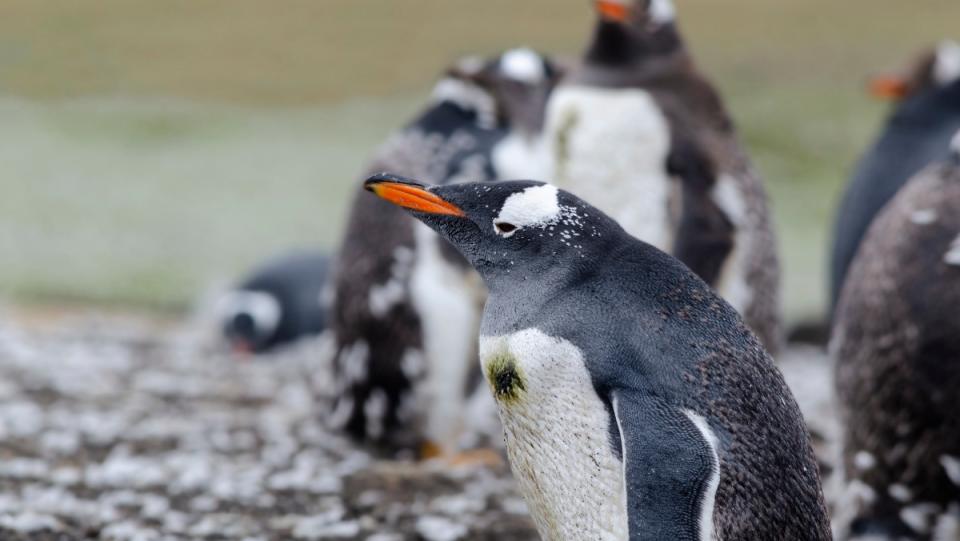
[
  {"xmin": 0, "ymin": 96, "xmax": 417, "ymax": 311},
  {"xmin": 0, "ymin": 1, "xmax": 958, "ymax": 321}
]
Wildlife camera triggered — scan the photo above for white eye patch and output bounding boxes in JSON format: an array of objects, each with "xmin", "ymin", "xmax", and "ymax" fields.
[
  {"xmin": 649, "ymin": 0, "xmax": 676, "ymax": 24},
  {"xmin": 935, "ymin": 40, "xmax": 960, "ymax": 87},
  {"xmin": 493, "ymin": 184, "xmax": 561, "ymax": 237},
  {"xmin": 500, "ymin": 47, "xmax": 546, "ymax": 85},
  {"xmin": 217, "ymin": 291, "xmax": 282, "ymax": 337}
]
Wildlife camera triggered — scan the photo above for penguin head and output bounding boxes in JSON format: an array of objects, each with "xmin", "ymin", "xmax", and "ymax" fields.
[
  {"xmin": 364, "ymin": 173, "xmax": 622, "ymax": 290},
  {"xmin": 869, "ymin": 40, "xmax": 960, "ymax": 100},
  {"xmin": 436, "ymin": 48, "xmax": 563, "ymax": 134},
  {"xmin": 217, "ymin": 290, "xmax": 282, "ymax": 354},
  {"xmin": 589, "ymin": 0, "xmax": 683, "ymax": 63}
]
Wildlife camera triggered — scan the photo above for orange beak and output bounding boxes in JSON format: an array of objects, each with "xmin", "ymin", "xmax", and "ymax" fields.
[
  {"xmin": 364, "ymin": 173, "xmax": 465, "ymax": 217},
  {"xmin": 231, "ymin": 339, "xmax": 253, "ymax": 356},
  {"xmin": 595, "ymin": 0, "xmax": 631, "ymax": 22},
  {"xmin": 868, "ymin": 75, "xmax": 910, "ymax": 101}
]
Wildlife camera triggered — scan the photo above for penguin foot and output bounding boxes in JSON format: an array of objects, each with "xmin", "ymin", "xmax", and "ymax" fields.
[
  {"xmin": 418, "ymin": 441, "xmax": 504, "ymax": 468},
  {"xmin": 439, "ymin": 448, "xmax": 505, "ymax": 469}
]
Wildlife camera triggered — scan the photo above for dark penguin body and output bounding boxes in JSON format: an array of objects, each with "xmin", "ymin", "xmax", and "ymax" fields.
[
  {"xmin": 218, "ymin": 250, "xmax": 330, "ymax": 354},
  {"xmin": 833, "ymin": 143, "xmax": 960, "ymax": 540},
  {"xmin": 544, "ymin": 0, "xmax": 782, "ymax": 353},
  {"xmin": 328, "ymin": 50, "xmax": 560, "ymax": 453},
  {"xmin": 366, "ymin": 174, "xmax": 830, "ymax": 540},
  {"xmin": 831, "ymin": 41, "xmax": 960, "ymax": 315}
]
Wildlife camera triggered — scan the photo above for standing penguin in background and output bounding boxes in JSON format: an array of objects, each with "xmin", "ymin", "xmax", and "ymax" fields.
[
  {"xmin": 328, "ymin": 49, "xmax": 562, "ymax": 455},
  {"xmin": 218, "ymin": 250, "xmax": 331, "ymax": 354},
  {"xmin": 830, "ymin": 41, "xmax": 960, "ymax": 316},
  {"xmin": 543, "ymin": 0, "xmax": 781, "ymax": 353},
  {"xmin": 832, "ymin": 136, "xmax": 960, "ymax": 540},
  {"xmin": 366, "ymin": 173, "xmax": 830, "ymax": 540}
]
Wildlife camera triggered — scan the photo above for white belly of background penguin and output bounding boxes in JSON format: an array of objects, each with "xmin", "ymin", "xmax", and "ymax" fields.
[{"xmin": 547, "ymin": 86, "xmax": 674, "ymax": 252}]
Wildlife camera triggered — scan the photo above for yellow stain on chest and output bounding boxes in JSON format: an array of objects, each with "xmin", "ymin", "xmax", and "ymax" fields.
[{"xmin": 484, "ymin": 349, "xmax": 527, "ymax": 405}]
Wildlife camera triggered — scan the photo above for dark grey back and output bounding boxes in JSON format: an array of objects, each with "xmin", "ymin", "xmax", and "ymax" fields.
[{"xmin": 830, "ymin": 81, "xmax": 960, "ymax": 314}]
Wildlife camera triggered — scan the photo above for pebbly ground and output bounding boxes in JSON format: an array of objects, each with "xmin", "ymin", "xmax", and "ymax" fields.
[{"xmin": 0, "ymin": 310, "xmax": 840, "ymax": 540}]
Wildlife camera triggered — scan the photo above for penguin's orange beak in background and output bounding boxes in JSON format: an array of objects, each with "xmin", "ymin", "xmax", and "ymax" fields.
[
  {"xmin": 364, "ymin": 173, "xmax": 465, "ymax": 217},
  {"xmin": 231, "ymin": 339, "xmax": 253, "ymax": 356},
  {"xmin": 868, "ymin": 74, "xmax": 910, "ymax": 101},
  {"xmin": 595, "ymin": 0, "xmax": 631, "ymax": 23}
]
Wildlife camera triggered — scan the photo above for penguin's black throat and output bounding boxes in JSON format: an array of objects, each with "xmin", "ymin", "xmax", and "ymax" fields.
[{"xmin": 585, "ymin": 15, "xmax": 684, "ymax": 68}]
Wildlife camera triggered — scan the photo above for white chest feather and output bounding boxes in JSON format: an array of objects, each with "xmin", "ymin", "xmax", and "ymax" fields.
[
  {"xmin": 410, "ymin": 223, "xmax": 483, "ymax": 449},
  {"xmin": 544, "ymin": 86, "xmax": 673, "ymax": 251},
  {"xmin": 479, "ymin": 329, "xmax": 628, "ymax": 541},
  {"xmin": 711, "ymin": 174, "xmax": 752, "ymax": 314}
]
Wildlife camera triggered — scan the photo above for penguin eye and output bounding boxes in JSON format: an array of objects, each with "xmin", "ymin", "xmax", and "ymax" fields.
[{"xmin": 494, "ymin": 221, "xmax": 518, "ymax": 236}]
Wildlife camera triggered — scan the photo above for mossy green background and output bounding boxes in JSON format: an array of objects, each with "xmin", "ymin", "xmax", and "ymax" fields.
[{"xmin": 1, "ymin": 1, "xmax": 957, "ymax": 323}]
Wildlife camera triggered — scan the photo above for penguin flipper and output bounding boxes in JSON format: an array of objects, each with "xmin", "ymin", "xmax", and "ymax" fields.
[
  {"xmin": 613, "ymin": 391, "xmax": 718, "ymax": 541},
  {"xmin": 667, "ymin": 132, "xmax": 734, "ymax": 286}
]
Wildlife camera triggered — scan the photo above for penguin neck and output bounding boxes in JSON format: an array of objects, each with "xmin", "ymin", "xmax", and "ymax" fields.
[
  {"xmin": 584, "ymin": 19, "xmax": 686, "ymax": 69},
  {"xmin": 478, "ymin": 237, "xmax": 626, "ymax": 335}
]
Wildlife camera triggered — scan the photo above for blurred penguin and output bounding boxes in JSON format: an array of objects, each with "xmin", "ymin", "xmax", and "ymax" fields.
[
  {"xmin": 328, "ymin": 49, "xmax": 562, "ymax": 456},
  {"xmin": 832, "ymin": 133, "xmax": 960, "ymax": 540},
  {"xmin": 831, "ymin": 41, "xmax": 960, "ymax": 316},
  {"xmin": 542, "ymin": 0, "xmax": 782, "ymax": 352},
  {"xmin": 218, "ymin": 250, "xmax": 331, "ymax": 354}
]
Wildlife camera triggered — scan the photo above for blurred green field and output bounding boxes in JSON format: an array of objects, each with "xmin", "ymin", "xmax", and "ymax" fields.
[{"xmin": 1, "ymin": 1, "xmax": 958, "ymax": 321}]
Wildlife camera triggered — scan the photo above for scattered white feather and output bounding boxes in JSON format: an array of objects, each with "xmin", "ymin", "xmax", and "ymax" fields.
[
  {"xmin": 0, "ymin": 512, "xmax": 61, "ymax": 532},
  {"xmin": 933, "ymin": 505, "xmax": 960, "ymax": 541},
  {"xmin": 848, "ymin": 479, "xmax": 877, "ymax": 505},
  {"xmin": 368, "ymin": 247, "xmax": 414, "ymax": 318},
  {"xmin": 943, "ymin": 234, "xmax": 960, "ymax": 266},
  {"xmin": 853, "ymin": 451, "xmax": 877, "ymax": 471},
  {"xmin": 910, "ymin": 208, "xmax": 938, "ymax": 225},
  {"xmin": 901, "ymin": 503, "xmax": 941, "ymax": 534},
  {"xmin": 293, "ymin": 515, "xmax": 360, "ymax": 539},
  {"xmin": 941, "ymin": 455, "xmax": 960, "ymax": 486},
  {"xmin": 888, "ymin": 483, "xmax": 913, "ymax": 502},
  {"xmin": 415, "ymin": 515, "xmax": 469, "ymax": 541},
  {"xmin": 363, "ymin": 389, "xmax": 389, "ymax": 439}
]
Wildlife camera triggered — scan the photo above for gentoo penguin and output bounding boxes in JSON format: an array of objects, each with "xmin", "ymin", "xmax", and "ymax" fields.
[
  {"xmin": 328, "ymin": 49, "xmax": 561, "ymax": 454},
  {"xmin": 830, "ymin": 41, "xmax": 960, "ymax": 314},
  {"xmin": 832, "ymin": 135, "xmax": 960, "ymax": 540},
  {"xmin": 365, "ymin": 173, "xmax": 830, "ymax": 540},
  {"xmin": 217, "ymin": 250, "xmax": 331, "ymax": 354},
  {"xmin": 542, "ymin": 0, "xmax": 782, "ymax": 353}
]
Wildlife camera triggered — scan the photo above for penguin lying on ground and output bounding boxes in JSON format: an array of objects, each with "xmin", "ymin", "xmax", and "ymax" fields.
[
  {"xmin": 217, "ymin": 250, "xmax": 331, "ymax": 354},
  {"xmin": 832, "ymin": 134, "xmax": 960, "ymax": 540},
  {"xmin": 542, "ymin": 0, "xmax": 782, "ymax": 353},
  {"xmin": 328, "ymin": 49, "xmax": 561, "ymax": 455},
  {"xmin": 830, "ymin": 40, "xmax": 960, "ymax": 315},
  {"xmin": 365, "ymin": 173, "xmax": 830, "ymax": 540}
]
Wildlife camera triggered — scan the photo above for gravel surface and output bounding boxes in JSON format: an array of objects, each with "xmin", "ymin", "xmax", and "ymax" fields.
[{"xmin": 0, "ymin": 311, "xmax": 840, "ymax": 540}]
